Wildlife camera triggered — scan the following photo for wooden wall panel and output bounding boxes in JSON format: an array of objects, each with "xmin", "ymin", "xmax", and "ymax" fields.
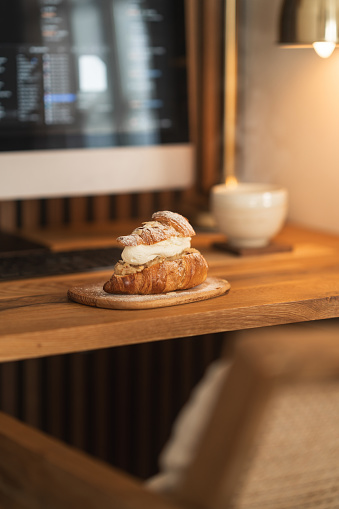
[{"xmin": 0, "ymin": 334, "xmax": 227, "ymax": 480}]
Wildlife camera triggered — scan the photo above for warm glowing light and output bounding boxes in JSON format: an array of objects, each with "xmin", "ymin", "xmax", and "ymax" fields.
[
  {"xmin": 225, "ymin": 175, "xmax": 238, "ymax": 188},
  {"xmin": 313, "ymin": 41, "xmax": 336, "ymax": 58}
]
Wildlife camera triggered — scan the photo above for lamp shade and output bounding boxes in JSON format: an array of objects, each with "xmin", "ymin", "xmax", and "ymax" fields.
[{"xmin": 279, "ymin": 0, "xmax": 339, "ymax": 46}]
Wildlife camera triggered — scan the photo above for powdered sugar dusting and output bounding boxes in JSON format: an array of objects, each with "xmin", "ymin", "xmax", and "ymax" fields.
[
  {"xmin": 152, "ymin": 211, "xmax": 196, "ymax": 237},
  {"xmin": 116, "ymin": 210, "xmax": 195, "ymax": 248},
  {"xmin": 117, "ymin": 221, "xmax": 179, "ymax": 246}
]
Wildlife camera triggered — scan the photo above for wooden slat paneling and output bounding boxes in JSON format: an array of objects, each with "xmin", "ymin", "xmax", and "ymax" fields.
[{"xmin": 0, "ymin": 334, "xmax": 226, "ymax": 480}]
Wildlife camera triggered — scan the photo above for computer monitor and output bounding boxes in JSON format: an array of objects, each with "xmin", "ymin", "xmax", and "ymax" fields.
[{"xmin": 0, "ymin": 0, "xmax": 193, "ymax": 200}]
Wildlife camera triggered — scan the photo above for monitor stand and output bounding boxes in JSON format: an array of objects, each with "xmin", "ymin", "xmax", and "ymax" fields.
[{"xmin": 0, "ymin": 230, "xmax": 49, "ymax": 257}]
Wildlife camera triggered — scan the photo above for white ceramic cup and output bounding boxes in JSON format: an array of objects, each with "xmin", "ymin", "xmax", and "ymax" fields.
[{"xmin": 211, "ymin": 182, "xmax": 288, "ymax": 248}]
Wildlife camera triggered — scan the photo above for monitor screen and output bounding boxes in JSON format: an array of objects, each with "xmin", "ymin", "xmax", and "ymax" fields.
[{"xmin": 0, "ymin": 0, "xmax": 193, "ymax": 199}]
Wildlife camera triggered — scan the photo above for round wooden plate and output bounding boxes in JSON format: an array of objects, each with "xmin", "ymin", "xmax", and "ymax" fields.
[{"xmin": 68, "ymin": 277, "xmax": 231, "ymax": 310}]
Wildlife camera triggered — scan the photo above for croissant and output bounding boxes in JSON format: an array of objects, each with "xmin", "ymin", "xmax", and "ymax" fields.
[
  {"xmin": 116, "ymin": 210, "xmax": 196, "ymax": 246},
  {"xmin": 103, "ymin": 211, "xmax": 208, "ymax": 295},
  {"xmin": 103, "ymin": 248, "xmax": 208, "ymax": 295}
]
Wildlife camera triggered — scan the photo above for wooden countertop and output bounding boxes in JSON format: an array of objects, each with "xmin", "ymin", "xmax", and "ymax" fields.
[{"xmin": 1, "ymin": 223, "xmax": 339, "ymax": 362}]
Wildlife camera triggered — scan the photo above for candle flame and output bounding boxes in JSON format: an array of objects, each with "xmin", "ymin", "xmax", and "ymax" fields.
[{"xmin": 225, "ymin": 175, "xmax": 238, "ymax": 188}]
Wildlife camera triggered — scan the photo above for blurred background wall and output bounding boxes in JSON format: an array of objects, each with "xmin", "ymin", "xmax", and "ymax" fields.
[{"xmin": 238, "ymin": 0, "xmax": 339, "ymax": 235}]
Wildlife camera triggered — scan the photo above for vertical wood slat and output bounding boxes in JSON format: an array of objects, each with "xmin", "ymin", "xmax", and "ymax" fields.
[
  {"xmin": 46, "ymin": 356, "xmax": 65, "ymax": 441},
  {"xmin": 69, "ymin": 354, "xmax": 87, "ymax": 451},
  {"xmin": 46, "ymin": 198, "xmax": 65, "ymax": 226},
  {"xmin": 112, "ymin": 346, "xmax": 132, "ymax": 472},
  {"xmin": 158, "ymin": 191, "xmax": 175, "ymax": 212},
  {"xmin": 23, "ymin": 358, "xmax": 41, "ymax": 429},
  {"xmin": 156, "ymin": 340, "xmax": 174, "ymax": 455},
  {"xmin": 92, "ymin": 350, "xmax": 110, "ymax": 461},
  {"xmin": 200, "ymin": 0, "xmax": 224, "ymax": 192},
  {"xmin": 137, "ymin": 192, "xmax": 154, "ymax": 219},
  {"xmin": 134, "ymin": 344, "xmax": 152, "ymax": 478},
  {"xmin": 178, "ymin": 338, "xmax": 196, "ymax": 408},
  {"xmin": 185, "ymin": 0, "xmax": 199, "ymax": 148},
  {"xmin": 115, "ymin": 194, "xmax": 134, "ymax": 220},
  {"xmin": 92, "ymin": 195, "xmax": 111, "ymax": 223},
  {"xmin": 0, "ymin": 363, "xmax": 19, "ymax": 417},
  {"xmin": 69, "ymin": 197, "xmax": 88, "ymax": 224},
  {"xmin": 0, "ymin": 201, "xmax": 17, "ymax": 231},
  {"xmin": 183, "ymin": 0, "xmax": 201, "ymax": 210},
  {"xmin": 21, "ymin": 200, "xmax": 41, "ymax": 229}
]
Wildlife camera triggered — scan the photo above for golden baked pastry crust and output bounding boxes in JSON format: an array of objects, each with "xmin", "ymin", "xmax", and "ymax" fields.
[
  {"xmin": 103, "ymin": 248, "xmax": 208, "ymax": 295},
  {"xmin": 117, "ymin": 211, "xmax": 196, "ymax": 247},
  {"xmin": 151, "ymin": 210, "xmax": 196, "ymax": 237}
]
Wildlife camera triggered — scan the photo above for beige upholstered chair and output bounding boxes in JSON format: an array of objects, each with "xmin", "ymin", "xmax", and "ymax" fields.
[
  {"xmin": 176, "ymin": 323, "xmax": 339, "ymax": 509},
  {"xmin": 0, "ymin": 323, "xmax": 338, "ymax": 508}
]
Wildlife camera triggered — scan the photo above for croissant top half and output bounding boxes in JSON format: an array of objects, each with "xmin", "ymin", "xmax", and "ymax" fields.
[{"xmin": 117, "ymin": 211, "xmax": 196, "ymax": 247}]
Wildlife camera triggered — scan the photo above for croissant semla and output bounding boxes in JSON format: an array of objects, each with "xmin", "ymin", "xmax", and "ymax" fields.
[
  {"xmin": 103, "ymin": 211, "xmax": 208, "ymax": 295},
  {"xmin": 103, "ymin": 249, "xmax": 208, "ymax": 295}
]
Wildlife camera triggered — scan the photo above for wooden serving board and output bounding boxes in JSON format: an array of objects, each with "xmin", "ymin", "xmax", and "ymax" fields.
[{"xmin": 67, "ymin": 277, "xmax": 231, "ymax": 310}]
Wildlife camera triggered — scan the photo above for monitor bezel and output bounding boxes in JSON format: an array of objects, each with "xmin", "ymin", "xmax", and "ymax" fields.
[{"xmin": 0, "ymin": 143, "xmax": 194, "ymax": 200}]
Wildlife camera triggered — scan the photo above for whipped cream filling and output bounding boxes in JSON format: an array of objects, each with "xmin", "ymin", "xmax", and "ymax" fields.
[{"xmin": 121, "ymin": 236, "xmax": 191, "ymax": 265}]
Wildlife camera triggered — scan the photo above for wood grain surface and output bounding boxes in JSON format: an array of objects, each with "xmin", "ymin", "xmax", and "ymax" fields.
[
  {"xmin": 0, "ymin": 411, "xmax": 179, "ymax": 509},
  {"xmin": 67, "ymin": 277, "xmax": 231, "ymax": 310},
  {"xmin": 1, "ymin": 224, "xmax": 339, "ymax": 362}
]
